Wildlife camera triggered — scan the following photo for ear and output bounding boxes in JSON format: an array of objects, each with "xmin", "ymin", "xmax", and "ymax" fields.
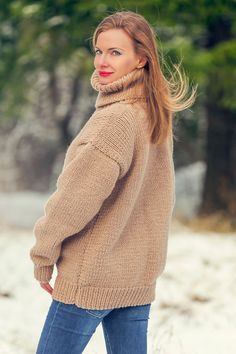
[{"xmin": 137, "ymin": 56, "xmax": 147, "ymax": 69}]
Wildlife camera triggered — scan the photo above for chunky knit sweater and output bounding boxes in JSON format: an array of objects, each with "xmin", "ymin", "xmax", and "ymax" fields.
[{"xmin": 30, "ymin": 66, "xmax": 176, "ymax": 310}]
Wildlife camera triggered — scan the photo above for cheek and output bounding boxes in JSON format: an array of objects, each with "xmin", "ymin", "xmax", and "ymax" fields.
[
  {"xmin": 94, "ymin": 57, "xmax": 98, "ymax": 66},
  {"xmin": 122, "ymin": 55, "xmax": 136, "ymax": 67},
  {"xmin": 115, "ymin": 56, "xmax": 133, "ymax": 69}
]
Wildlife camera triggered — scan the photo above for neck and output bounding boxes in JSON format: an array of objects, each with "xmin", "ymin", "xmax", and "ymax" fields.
[{"xmin": 90, "ymin": 67, "xmax": 146, "ymax": 109}]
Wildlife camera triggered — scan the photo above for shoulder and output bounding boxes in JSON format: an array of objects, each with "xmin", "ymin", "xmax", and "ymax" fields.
[
  {"xmin": 66, "ymin": 102, "xmax": 145, "ymax": 178},
  {"xmin": 90, "ymin": 103, "xmax": 136, "ymax": 156},
  {"xmin": 97, "ymin": 102, "xmax": 137, "ymax": 128},
  {"xmin": 75, "ymin": 103, "xmax": 137, "ymax": 146}
]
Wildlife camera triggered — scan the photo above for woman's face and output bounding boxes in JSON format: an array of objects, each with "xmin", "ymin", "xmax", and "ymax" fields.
[{"xmin": 94, "ymin": 28, "xmax": 146, "ymax": 84}]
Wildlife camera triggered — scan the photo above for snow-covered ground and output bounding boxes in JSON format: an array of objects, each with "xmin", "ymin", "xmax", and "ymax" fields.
[{"xmin": 0, "ymin": 219, "xmax": 235, "ymax": 354}]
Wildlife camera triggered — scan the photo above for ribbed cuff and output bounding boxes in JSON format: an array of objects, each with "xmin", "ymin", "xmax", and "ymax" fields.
[{"xmin": 34, "ymin": 265, "xmax": 54, "ymax": 282}]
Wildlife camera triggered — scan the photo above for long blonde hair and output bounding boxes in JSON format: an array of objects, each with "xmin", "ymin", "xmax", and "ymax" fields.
[{"xmin": 92, "ymin": 10, "xmax": 197, "ymax": 146}]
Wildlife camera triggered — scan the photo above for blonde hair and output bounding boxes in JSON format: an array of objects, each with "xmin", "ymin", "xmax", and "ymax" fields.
[{"xmin": 92, "ymin": 10, "xmax": 197, "ymax": 146}]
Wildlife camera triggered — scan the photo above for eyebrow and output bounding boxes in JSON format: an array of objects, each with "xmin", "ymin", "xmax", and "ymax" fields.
[{"xmin": 94, "ymin": 46, "xmax": 124, "ymax": 51}]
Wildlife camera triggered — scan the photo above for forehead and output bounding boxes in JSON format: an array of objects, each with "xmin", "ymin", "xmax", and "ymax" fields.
[{"xmin": 96, "ymin": 29, "xmax": 133, "ymax": 49}]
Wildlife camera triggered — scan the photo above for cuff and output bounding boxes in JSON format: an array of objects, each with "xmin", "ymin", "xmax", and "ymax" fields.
[{"xmin": 34, "ymin": 265, "xmax": 54, "ymax": 282}]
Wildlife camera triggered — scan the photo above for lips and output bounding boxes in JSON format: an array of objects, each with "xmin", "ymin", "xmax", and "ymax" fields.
[{"xmin": 99, "ymin": 71, "xmax": 113, "ymax": 77}]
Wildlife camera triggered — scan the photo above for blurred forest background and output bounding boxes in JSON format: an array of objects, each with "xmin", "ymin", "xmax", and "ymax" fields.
[{"xmin": 0, "ymin": 0, "xmax": 236, "ymax": 231}]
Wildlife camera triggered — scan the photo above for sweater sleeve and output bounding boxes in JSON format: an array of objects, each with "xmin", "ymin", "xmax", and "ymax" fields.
[{"xmin": 30, "ymin": 112, "xmax": 135, "ymax": 282}]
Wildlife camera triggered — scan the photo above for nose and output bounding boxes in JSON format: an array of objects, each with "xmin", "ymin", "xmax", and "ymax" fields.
[{"xmin": 97, "ymin": 53, "xmax": 109, "ymax": 67}]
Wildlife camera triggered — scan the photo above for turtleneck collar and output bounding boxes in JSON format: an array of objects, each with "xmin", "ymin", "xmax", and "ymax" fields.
[{"xmin": 90, "ymin": 67, "xmax": 146, "ymax": 109}]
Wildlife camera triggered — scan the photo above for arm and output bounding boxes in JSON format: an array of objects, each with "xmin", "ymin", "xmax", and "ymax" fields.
[
  {"xmin": 30, "ymin": 109, "xmax": 135, "ymax": 282},
  {"xmin": 30, "ymin": 142, "xmax": 121, "ymax": 281}
]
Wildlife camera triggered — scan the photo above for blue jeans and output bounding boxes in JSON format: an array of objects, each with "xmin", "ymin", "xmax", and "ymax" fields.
[{"xmin": 36, "ymin": 299, "xmax": 151, "ymax": 354}]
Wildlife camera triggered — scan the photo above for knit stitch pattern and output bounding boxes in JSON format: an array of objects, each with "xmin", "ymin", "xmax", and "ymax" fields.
[{"xmin": 30, "ymin": 67, "xmax": 176, "ymax": 310}]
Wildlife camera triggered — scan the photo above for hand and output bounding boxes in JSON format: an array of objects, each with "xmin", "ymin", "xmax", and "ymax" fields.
[{"xmin": 40, "ymin": 281, "xmax": 53, "ymax": 295}]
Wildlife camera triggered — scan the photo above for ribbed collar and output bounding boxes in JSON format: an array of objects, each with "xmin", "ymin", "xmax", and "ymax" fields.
[{"xmin": 90, "ymin": 67, "xmax": 146, "ymax": 109}]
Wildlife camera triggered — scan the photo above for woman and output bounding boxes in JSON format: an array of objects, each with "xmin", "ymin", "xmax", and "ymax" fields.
[{"xmin": 30, "ymin": 10, "xmax": 196, "ymax": 354}]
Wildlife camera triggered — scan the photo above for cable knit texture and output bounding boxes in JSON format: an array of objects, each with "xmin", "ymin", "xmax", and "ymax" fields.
[{"xmin": 30, "ymin": 67, "xmax": 176, "ymax": 310}]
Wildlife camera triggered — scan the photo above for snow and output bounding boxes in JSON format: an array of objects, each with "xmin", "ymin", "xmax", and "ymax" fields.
[{"xmin": 0, "ymin": 219, "xmax": 235, "ymax": 354}]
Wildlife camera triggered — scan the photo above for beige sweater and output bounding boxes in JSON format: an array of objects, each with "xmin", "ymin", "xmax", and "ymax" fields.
[{"xmin": 30, "ymin": 66, "xmax": 176, "ymax": 310}]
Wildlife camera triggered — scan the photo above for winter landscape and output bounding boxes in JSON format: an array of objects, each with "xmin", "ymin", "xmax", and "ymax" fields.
[{"xmin": 1, "ymin": 2, "xmax": 235, "ymax": 353}]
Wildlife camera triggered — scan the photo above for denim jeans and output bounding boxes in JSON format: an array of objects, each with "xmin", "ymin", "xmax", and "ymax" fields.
[{"xmin": 36, "ymin": 299, "xmax": 151, "ymax": 354}]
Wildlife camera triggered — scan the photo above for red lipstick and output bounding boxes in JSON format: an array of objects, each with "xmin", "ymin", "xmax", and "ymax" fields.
[{"xmin": 99, "ymin": 71, "xmax": 113, "ymax": 77}]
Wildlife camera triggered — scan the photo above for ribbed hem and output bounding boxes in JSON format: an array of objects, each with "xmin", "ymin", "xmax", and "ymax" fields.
[
  {"xmin": 51, "ymin": 275, "xmax": 156, "ymax": 310},
  {"xmin": 34, "ymin": 265, "xmax": 54, "ymax": 281}
]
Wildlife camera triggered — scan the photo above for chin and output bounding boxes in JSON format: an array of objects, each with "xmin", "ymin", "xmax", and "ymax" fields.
[{"xmin": 99, "ymin": 77, "xmax": 114, "ymax": 83}]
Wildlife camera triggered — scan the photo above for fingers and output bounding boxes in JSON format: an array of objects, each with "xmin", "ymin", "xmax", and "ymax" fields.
[{"xmin": 40, "ymin": 282, "xmax": 53, "ymax": 295}]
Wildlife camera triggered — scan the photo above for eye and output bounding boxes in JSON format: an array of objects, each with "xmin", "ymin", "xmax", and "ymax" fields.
[
  {"xmin": 111, "ymin": 50, "xmax": 121, "ymax": 56},
  {"xmin": 94, "ymin": 49, "xmax": 121, "ymax": 56},
  {"xmin": 94, "ymin": 49, "xmax": 101, "ymax": 55}
]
